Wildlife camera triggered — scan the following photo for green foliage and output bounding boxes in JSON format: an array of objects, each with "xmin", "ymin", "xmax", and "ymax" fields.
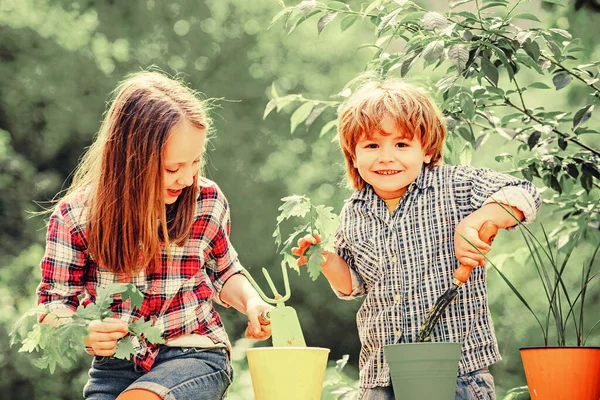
[
  {"xmin": 489, "ymin": 203, "xmax": 600, "ymax": 347},
  {"xmin": 266, "ymin": 0, "xmax": 600, "ymax": 237},
  {"xmin": 10, "ymin": 283, "xmax": 164, "ymax": 373},
  {"xmin": 274, "ymin": 195, "xmax": 339, "ymax": 280}
]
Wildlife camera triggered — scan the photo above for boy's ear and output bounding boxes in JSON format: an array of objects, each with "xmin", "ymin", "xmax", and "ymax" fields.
[{"xmin": 424, "ymin": 153, "xmax": 432, "ymax": 164}]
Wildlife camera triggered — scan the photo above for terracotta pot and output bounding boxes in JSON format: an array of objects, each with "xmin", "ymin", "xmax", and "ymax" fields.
[{"xmin": 520, "ymin": 346, "xmax": 600, "ymax": 400}]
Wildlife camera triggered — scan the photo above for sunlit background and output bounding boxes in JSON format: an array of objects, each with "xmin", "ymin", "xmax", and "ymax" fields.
[{"xmin": 1, "ymin": 1, "xmax": 599, "ymax": 399}]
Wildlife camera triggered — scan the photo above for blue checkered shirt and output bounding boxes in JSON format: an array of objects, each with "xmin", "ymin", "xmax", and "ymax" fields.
[{"xmin": 333, "ymin": 165, "xmax": 541, "ymax": 389}]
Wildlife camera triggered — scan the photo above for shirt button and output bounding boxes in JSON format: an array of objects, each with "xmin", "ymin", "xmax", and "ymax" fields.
[
  {"xmin": 395, "ymin": 330, "xmax": 402, "ymax": 337},
  {"xmin": 395, "ymin": 294, "xmax": 401, "ymax": 302},
  {"xmin": 391, "ymin": 256, "xmax": 397, "ymax": 262},
  {"xmin": 150, "ymin": 287, "xmax": 159, "ymax": 293}
]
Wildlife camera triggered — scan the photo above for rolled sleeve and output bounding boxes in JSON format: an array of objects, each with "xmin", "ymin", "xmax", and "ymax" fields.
[
  {"xmin": 332, "ymin": 208, "xmax": 367, "ymax": 299},
  {"xmin": 484, "ymin": 186, "xmax": 539, "ymax": 224},
  {"xmin": 37, "ymin": 204, "xmax": 87, "ymax": 318},
  {"xmin": 204, "ymin": 190, "xmax": 244, "ymax": 307}
]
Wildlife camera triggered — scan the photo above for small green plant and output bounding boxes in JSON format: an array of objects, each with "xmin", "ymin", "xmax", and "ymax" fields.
[
  {"xmin": 9, "ymin": 283, "xmax": 165, "ymax": 373},
  {"xmin": 488, "ymin": 201, "xmax": 600, "ymax": 346},
  {"xmin": 273, "ymin": 195, "xmax": 339, "ymax": 280},
  {"xmin": 321, "ymin": 354, "xmax": 360, "ymax": 400}
]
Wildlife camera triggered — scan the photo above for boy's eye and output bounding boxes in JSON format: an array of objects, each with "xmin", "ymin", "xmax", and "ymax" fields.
[
  {"xmin": 365, "ymin": 143, "xmax": 378, "ymax": 149},
  {"xmin": 396, "ymin": 142, "xmax": 408, "ymax": 148}
]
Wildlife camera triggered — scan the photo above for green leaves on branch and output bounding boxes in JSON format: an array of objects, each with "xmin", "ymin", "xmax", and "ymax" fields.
[
  {"xmin": 266, "ymin": 0, "xmax": 600, "ymax": 226},
  {"xmin": 9, "ymin": 283, "xmax": 164, "ymax": 373},
  {"xmin": 273, "ymin": 195, "xmax": 339, "ymax": 280}
]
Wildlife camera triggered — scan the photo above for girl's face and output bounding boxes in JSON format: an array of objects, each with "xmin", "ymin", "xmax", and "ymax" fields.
[
  {"xmin": 354, "ymin": 115, "xmax": 431, "ymax": 200},
  {"xmin": 162, "ymin": 119, "xmax": 206, "ymax": 204}
]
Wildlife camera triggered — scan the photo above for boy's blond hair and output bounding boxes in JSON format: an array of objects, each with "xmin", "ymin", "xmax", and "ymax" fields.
[{"xmin": 338, "ymin": 79, "xmax": 446, "ymax": 190}]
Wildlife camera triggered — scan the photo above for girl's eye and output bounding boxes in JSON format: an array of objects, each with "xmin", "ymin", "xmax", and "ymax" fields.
[
  {"xmin": 192, "ymin": 159, "xmax": 201, "ymax": 165},
  {"xmin": 166, "ymin": 169, "xmax": 178, "ymax": 174}
]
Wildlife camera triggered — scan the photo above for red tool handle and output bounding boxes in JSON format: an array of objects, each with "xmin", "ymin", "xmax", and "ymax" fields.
[{"xmin": 453, "ymin": 221, "xmax": 499, "ymax": 285}]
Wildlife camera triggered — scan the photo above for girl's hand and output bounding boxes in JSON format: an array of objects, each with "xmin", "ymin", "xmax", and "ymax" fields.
[
  {"xmin": 83, "ymin": 318, "xmax": 129, "ymax": 356},
  {"xmin": 244, "ymin": 299, "xmax": 273, "ymax": 341},
  {"xmin": 291, "ymin": 233, "xmax": 322, "ymax": 266},
  {"xmin": 454, "ymin": 222, "xmax": 491, "ymax": 267}
]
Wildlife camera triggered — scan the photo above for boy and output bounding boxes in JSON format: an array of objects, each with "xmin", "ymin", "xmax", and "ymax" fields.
[{"xmin": 294, "ymin": 80, "xmax": 540, "ymax": 400}]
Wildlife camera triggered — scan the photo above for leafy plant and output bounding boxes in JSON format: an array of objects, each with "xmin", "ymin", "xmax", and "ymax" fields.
[
  {"xmin": 265, "ymin": 0, "xmax": 599, "ymax": 237},
  {"xmin": 9, "ymin": 283, "xmax": 165, "ymax": 373},
  {"xmin": 487, "ymin": 201, "xmax": 600, "ymax": 346},
  {"xmin": 273, "ymin": 195, "xmax": 339, "ymax": 280}
]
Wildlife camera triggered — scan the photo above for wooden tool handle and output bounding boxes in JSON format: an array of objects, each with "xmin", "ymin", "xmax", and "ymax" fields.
[
  {"xmin": 453, "ymin": 221, "xmax": 499, "ymax": 285},
  {"xmin": 244, "ymin": 310, "xmax": 271, "ymax": 338}
]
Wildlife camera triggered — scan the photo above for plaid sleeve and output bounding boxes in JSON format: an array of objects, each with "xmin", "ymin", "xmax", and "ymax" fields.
[
  {"xmin": 203, "ymin": 185, "xmax": 243, "ymax": 306},
  {"xmin": 333, "ymin": 203, "xmax": 367, "ymax": 299},
  {"xmin": 463, "ymin": 167, "xmax": 541, "ymax": 217},
  {"xmin": 37, "ymin": 203, "xmax": 88, "ymax": 314}
]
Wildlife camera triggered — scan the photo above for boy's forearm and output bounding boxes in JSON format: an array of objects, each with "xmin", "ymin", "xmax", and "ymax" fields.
[
  {"xmin": 322, "ymin": 251, "xmax": 353, "ymax": 295},
  {"xmin": 462, "ymin": 203, "xmax": 525, "ymax": 230}
]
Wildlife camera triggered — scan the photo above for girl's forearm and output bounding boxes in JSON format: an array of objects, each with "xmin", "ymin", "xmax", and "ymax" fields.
[
  {"xmin": 220, "ymin": 273, "xmax": 264, "ymax": 315},
  {"xmin": 322, "ymin": 251, "xmax": 353, "ymax": 295}
]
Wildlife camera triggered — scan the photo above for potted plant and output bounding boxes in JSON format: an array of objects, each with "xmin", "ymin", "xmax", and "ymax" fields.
[{"xmin": 488, "ymin": 203, "xmax": 600, "ymax": 400}]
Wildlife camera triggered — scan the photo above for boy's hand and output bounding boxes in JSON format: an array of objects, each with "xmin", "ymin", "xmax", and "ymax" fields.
[
  {"xmin": 291, "ymin": 233, "xmax": 322, "ymax": 266},
  {"xmin": 454, "ymin": 223, "xmax": 491, "ymax": 267}
]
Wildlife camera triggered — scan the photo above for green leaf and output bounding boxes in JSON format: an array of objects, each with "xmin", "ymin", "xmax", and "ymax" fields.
[
  {"xmin": 318, "ymin": 12, "xmax": 338, "ymax": 35},
  {"xmin": 459, "ymin": 93, "xmax": 475, "ymax": 119},
  {"xmin": 572, "ymin": 104, "xmax": 594, "ymax": 131},
  {"xmin": 552, "ymin": 72, "xmax": 572, "ymax": 90},
  {"xmin": 363, "ymin": 0, "xmax": 383, "ymax": 16},
  {"xmin": 582, "ymin": 162, "xmax": 600, "ymax": 180},
  {"xmin": 114, "ymin": 336, "xmax": 136, "ymax": 360},
  {"xmin": 448, "ymin": 44, "xmax": 469, "ymax": 71},
  {"xmin": 326, "ymin": 1, "xmax": 348, "ymax": 11},
  {"xmin": 528, "ymin": 82, "xmax": 551, "ymax": 89},
  {"xmin": 340, "ymin": 14, "xmax": 358, "ymax": 32},
  {"xmin": 522, "ymin": 40, "xmax": 540, "ymax": 61},
  {"xmin": 422, "ymin": 11, "xmax": 449, "ymax": 30},
  {"xmin": 422, "ymin": 40, "xmax": 445, "ymax": 63},
  {"xmin": 377, "ymin": 8, "xmax": 402, "ymax": 36},
  {"xmin": 305, "ymin": 244, "xmax": 325, "ymax": 280},
  {"xmin": 511, "ymin": 13, "xmax": 540, "ymax": 22},
  {"xmin": 495, "ymin": 153, "xmax": 514, "ymax": 163},
  {"xmin": 481, "ymin": 56, "xmax": 498, "ymax": 86},
  {"xmin": 290, "ymin": 102, "xmax": 315, "ymax": 133},
  {"xmin": 458, "ymin": 142, "xmax": 473, "ymax": 165},
  {"xmin": 527, "ymin": 130, "xmax": 542, "ymax": 149},
  {"xmin": 319, "ymin": 119, "xmax": 338, "ymax": 138},
  {"xmin": 277, "ymin": 195, "xmax": 311, "ymax": 223},
  {"xmin": 122, "ymin": 284, "xmax": 144, "ymax": 309},
  {"xmin": 268, "ymin": 7, "xmax": 293, "ymax": 30}
]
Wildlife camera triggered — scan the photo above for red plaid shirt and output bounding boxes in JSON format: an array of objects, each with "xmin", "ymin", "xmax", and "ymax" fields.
[{"xmin": 37, "ymin": 178, "xmax": 243, "ymax": 371}]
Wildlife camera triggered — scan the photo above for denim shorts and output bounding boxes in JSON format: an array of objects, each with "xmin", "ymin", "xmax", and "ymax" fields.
[
  {"xmin": 83, "ymin": 346, "xmax": 232, "ymax": 400},
  {"xmin": 360, "ymin": 368, "xmax": 495, "ymax": 400}
]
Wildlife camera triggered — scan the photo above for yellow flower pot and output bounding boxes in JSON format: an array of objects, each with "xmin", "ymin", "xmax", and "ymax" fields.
[{"xmin": 246, "ymin": 347, "xmax": 330, "ymax": 400}]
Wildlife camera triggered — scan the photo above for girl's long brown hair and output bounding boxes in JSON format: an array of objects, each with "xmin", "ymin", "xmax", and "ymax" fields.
[{"xmin": 62, "ymin": 71, "xmax": 212, "ymax": 275}]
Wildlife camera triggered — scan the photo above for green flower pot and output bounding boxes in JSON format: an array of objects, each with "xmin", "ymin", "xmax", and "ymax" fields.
[{"xmin": 384, "ymin": 342, "xmax": 462, "ymax": 400}]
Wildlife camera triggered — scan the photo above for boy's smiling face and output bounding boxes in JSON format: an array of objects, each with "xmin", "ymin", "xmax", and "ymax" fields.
[{"xmin": 353, "ymin": 115, "xmax": 432, "ymax": 200}]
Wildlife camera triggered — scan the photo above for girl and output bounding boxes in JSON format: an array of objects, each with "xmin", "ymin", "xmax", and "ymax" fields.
[{"xmin": 37, "ymin": 71, "xmax": 272, "ymax": 400}]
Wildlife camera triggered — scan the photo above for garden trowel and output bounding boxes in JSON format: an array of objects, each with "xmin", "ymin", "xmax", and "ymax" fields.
[{"xmin": 416, "ymin": 221, "xmax": 499, "ymax": 342}]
